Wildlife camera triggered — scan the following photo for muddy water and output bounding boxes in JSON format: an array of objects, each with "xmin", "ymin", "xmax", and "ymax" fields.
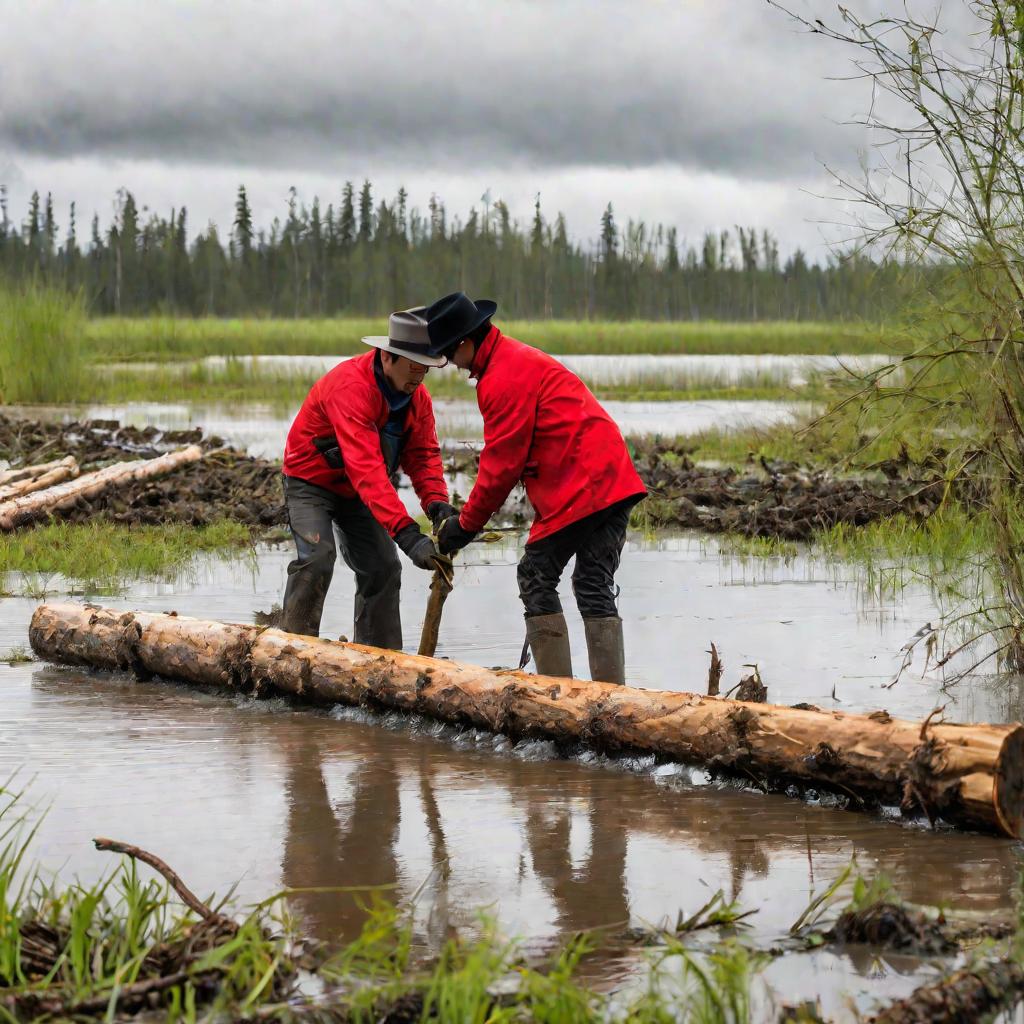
[
  {"xmin": 1, "ymin": 535, "xmax": 1021, "ymax": 1018},
  {"xmin": 17, "ymin": 399, "xmax": 807, "ymax": 458}
]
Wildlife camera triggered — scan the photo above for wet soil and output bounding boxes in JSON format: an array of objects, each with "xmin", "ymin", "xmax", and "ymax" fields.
[
  {"xmin": 0, "ymin": 414, "xmax": 285, "ymax": 529},
  {"xmin": 0, "ymin": 415, "xmax": 946, "ymax": 542}
]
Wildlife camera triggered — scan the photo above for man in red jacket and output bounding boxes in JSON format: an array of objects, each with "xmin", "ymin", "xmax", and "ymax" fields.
[
  {"xmin": 280, "ymin": 308, "xmax": 454, "ymax": 647},
  {"xmin": 429, "ymin": 292, "xmax": 646, "ymax": 684}
]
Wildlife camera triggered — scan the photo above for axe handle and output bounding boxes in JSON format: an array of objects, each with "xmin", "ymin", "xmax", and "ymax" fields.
[{"xmin": 417, "ymin": 567, "xmax": 454, "ymax": 657}]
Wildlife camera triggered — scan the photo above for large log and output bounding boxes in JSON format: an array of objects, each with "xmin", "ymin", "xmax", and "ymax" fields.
[
  {"xmin": 0, "ymin": 457, "xmax": 79, "ymax": 502},
  {"xmin": 0, "ymin": 447, "xmax": 202, "ymax": 531},
  {"xmin": 28, "ymin": 603, "xmax": 1024, "ymax": 838}
]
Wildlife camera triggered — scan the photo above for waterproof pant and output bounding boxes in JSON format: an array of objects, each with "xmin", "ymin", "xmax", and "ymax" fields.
[
  {"xmin": 516, "ymin": 496, "xmax": 640, "ymax": 618},
  {"xmin": 280, "ymin": 475, "xmax": 403, "ymax": 649}
]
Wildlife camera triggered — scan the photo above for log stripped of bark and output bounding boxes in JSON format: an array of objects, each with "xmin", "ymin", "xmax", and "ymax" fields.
[
  {"xmin": 0, "ymin": 456, "xmax": 79, "ymax": 488},
  {"xmin": 0, "ymin": 447, "xmax": 202, "ymax": 531},
  {"xmin": 0, "ymin": 457, "xmax": 79, "ymax": 502},
  {"xmin": 28, "ymin": 603, "xmax": 1024, "ymax": 838}
]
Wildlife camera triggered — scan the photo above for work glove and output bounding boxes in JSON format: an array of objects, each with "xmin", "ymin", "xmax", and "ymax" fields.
[
  {"xmin": 394, "ymin": 524, "xmax": 443, "ymax": 571},
  {"xmin": 437, "ymin": 514, "xmax": 478, "ymax": 556},
  {"xmin": 426, "ymin": 500, "xmax": 456, "ymax": 533}
]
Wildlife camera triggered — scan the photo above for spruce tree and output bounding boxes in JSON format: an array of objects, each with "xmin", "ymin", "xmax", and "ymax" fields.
[{"xmin": 357, "ymin": 180, "xmax": 373, "ymax": 242}]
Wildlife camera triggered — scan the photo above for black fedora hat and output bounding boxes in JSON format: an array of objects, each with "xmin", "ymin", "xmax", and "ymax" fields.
[{"xmin": 425, "ymin": 292, "xmax": 497, "ymax": 356}]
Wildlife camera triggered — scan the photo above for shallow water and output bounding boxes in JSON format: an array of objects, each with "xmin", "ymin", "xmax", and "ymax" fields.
[
  {"xmin": 1, "ymin": 534, "xmax": 1021, "ymax": 1017},
  {"xmin": 16, "ymin": 398, "xmax": 808, "ymax": 458},
  {"xmin": 104, "ymin": 352, "xmax": 893, "ymax": 388}
]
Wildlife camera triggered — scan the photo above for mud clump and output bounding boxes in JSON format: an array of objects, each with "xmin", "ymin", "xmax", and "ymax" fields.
[
  {"xmin": 447, "ymin": 439, "xmax": 948, "ymax": 542},
  {"xmin": 0, "ymin": 414, "xmax": 285, "ymax": 530},
  {"xmin": 630, "ymin": 440, "xmax": 945, "ymax": 541},
  {"xmin": 826, "ymin": 902, "xmax": 955, "ymax": 955}
]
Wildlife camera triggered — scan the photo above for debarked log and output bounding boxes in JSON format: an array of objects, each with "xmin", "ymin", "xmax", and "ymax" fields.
[
  {"xmin": 28, "ymin": 603, "xmax": 1024, "ymax": 838},
  {"xmin": 0, "ymin": 456, "xmax": 79, "ymax": 502},
  {"xmin": 0, "ymin": 456, "xmax": 79, "ymax": 489},
  {"xmin": 0, "ymin": 446, "xmax": 202, "ymax": 531}
]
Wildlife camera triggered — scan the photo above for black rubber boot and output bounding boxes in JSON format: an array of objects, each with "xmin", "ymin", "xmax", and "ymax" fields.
[
  {"xmin": 583, "ymin": 616, "xmax": 625, "ymax": 685},
  {"xmin": 525, "ymin": 612, "xmax": 573, "ymax": 678}
]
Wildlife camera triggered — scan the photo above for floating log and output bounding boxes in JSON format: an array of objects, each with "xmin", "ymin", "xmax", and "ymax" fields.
[
  {"xmin": 0, "ymin": 447, "xmax": 202, "ymax": 531},
  {"xmin": 0, "ymin": 456, "xmax": 79, "ymax": 502},
  {"xmin": 28, "ymin": 603, "xmax": 1024, "ymax": 838}
]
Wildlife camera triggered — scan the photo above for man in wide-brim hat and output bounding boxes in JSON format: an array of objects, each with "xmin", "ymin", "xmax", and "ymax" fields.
[
  {"xmin": 279, "ymin": 308, "xmax": 454, "ymax": 646},
  {"xmin": 426, "ymin": 291, "xmax": 647, "ymax": 684}
]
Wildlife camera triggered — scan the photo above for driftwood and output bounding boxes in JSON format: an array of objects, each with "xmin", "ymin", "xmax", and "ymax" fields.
[
  {"xmin": 0, "ymin": 456, "xmax": 79, "ymax": 490},
  {"xmin": 28, "ymin": 603, "xmax": 1024, "ymax": 838},
  {"xmin": 0, "ymin": 458, "xmax": 79, "ymax": 502},
  {"xmin": 0, "ymin": 446, "xmax": 202, "ymax": 531}
]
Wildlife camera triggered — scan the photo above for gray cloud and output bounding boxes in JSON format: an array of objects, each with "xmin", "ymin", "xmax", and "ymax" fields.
[{"xmin": 1, "ymin": 0, "xmax": 871, "ymax": 180}]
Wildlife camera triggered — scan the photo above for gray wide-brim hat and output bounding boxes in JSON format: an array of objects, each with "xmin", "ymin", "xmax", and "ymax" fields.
[{"xmin": 361, "ymin": 307, "xmax": 447, "ymax": 367}]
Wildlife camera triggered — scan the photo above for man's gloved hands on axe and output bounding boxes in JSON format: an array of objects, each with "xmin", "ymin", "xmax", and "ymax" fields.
[
  {"xmin": 395, "ymin": 524, "xmax": 444, "ymax": 570},
  {"xmin": 437, "ymin": 513, "xmax": 477, "ymax": 556}
]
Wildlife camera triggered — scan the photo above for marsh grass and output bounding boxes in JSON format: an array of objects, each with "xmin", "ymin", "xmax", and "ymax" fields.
[
  {"xmin": 0, "ymin": 647, "xmax": 32, "ymax": 666},
  {"xmin": 0, "ymin": 787, "xmax": 299, "ymax": 1020},
  {"xmin": 0, "ymin": 285, "xmax": 87, "ymax": 404},
  {"xmin": 0, "ymin": 520, "xmax": 255, "ymax": 597},
  {"xmin": 85, "ymin": 317, "xmax": 890, "ymax": 362}
]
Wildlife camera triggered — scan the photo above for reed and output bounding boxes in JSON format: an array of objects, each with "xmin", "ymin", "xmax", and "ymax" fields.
[{"xmin": 0, "ymin": 285, "xmax": 87, "ymax": 404}]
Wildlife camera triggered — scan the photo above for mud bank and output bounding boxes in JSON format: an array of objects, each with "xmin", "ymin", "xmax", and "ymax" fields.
[
  {"xmin": 0, "ymin": 414, "xmax": 284, "ymax": 529},
  {"xmin": 1, "ymin": 416, "xmax": 947, "ymax": 541}
]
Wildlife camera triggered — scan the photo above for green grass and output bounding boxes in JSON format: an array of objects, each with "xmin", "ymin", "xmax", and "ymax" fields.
[
  {"xmin": 0, "ymin": 285, "xmax": 87, "ymax": 404},
  {"xmin": 84, "ymin": 316, "xmax": 893, "ymax": 361},
  {"xmin": 0, "ymin": 520, "xmax": 255, "ymax": 597}
]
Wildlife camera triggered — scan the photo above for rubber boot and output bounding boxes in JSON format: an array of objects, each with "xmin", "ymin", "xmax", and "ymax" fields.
[
  {"xmin": 583, "ymin": 616, "xmax": 625, "ymax": 685},
  {"xmin": 525, "ymin": 613, "xmax": 573, "ymax": 678}
]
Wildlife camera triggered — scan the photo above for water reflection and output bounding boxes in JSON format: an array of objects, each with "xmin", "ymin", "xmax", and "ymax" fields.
[{"xmin": 281, "ymin": 732, "xmax": 402, "ymax": 941}]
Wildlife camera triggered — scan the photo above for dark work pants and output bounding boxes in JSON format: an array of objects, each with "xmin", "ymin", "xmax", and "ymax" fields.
[
  {"xmin": 516, "ymin": 496, "xmax": 642, "ymax": 619},
  {"xmin": 281, "ymin": 476, "xmax": 403, "ymax": 649}
]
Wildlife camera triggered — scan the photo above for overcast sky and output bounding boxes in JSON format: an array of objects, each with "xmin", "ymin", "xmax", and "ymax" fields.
[{"xmin": 0, "ymin": 1, "xmax": 925, "ymax": 260}]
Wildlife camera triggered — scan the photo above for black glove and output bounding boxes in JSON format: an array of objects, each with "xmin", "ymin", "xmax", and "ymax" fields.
[
  {"xmin": 437, "ymin": 514, "xmax": 477, "ymax": 556},
  {"xmin": 394, "ymin": 524, "xmax": 442, "ymax": 570},
  {"xmin": 426, "ymin": 500, "xmax": 456, "ymax": 532}
]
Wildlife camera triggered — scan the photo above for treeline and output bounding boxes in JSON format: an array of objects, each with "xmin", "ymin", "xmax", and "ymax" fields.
[{"xmin": 0, "ymin": 182, "xmax": 916, "ymax": 320}]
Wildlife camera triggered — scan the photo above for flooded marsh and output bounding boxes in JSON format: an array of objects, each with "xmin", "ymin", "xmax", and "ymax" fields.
[{"xmin": 2, "ymin": 530, "xmax": 1023, "ymax": 1018}]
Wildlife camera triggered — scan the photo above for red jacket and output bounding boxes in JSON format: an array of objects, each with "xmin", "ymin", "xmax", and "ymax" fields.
[
  {"xmin": 283, "ymin": 351, "xmax": 448, "ymax": 536},
  {"xmin": 459, "ymin": 328, "xmax": 646, "ymax": 543}
]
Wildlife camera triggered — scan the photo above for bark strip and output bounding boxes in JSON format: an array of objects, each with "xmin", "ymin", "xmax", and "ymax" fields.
[
  {"xmin": 28, "ymin": 603, "xmax": 1024, "ymax": 838},
  {"xmin": 0, "ymin": 447, "xmax": 202, "ymax": 531}
]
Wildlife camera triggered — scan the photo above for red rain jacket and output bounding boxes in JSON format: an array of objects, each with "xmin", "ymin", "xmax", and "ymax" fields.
[
  {"xmin": 458, "ymin": 328, "xmax": 646, "ymax": 543},
  {"xmin": 282, "ymin": 351, "xmax": 448, "ymax": 536}
]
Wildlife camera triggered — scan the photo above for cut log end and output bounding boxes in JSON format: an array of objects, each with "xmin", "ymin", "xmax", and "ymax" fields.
[{"xmin": 995, "ymin": 726, "xmax": 1024, "ymax": 839}]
